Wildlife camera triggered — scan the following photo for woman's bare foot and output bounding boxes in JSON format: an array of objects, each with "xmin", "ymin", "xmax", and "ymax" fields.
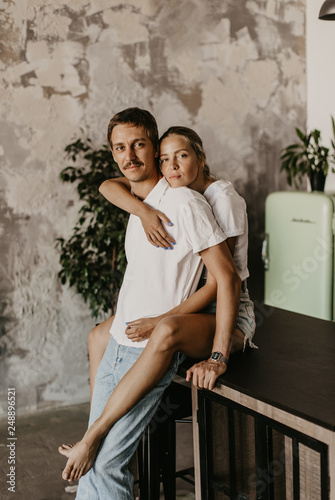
[
  {"xmin": 58, "ymin": 443, "xmax": 76, "ymax": 455},
  {"xmin": 58, "ymin": 438, "xmax": 101, "ymax": 482}
]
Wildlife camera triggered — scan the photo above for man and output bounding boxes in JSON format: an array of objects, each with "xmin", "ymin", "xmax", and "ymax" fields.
[{"xmin": 60, "ymin": 107, "xmax": 240, "ymax": 498}]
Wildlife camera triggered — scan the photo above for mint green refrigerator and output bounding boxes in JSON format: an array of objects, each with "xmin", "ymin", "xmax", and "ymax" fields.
[{"xmin": 262, "ymin": 191, "xmax": 335, "ymax": 321}]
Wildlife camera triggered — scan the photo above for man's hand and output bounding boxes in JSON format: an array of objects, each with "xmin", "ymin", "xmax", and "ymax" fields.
[
  {"xmin": 186, "ymin": 359, "xmax": 227, "ymax": 391},
  {"xmin": 125, "ymin": 317, "xmax": 160, "ymax": 342}
]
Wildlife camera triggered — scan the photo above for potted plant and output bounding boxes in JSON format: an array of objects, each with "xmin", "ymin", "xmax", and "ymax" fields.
[
  {"xmin": 56, "ymin": 138, "xmax": 128, "ymax": 319},
  {"xmin": 280, "ymin": 116, "xmax": 335, "ymax": 191}
]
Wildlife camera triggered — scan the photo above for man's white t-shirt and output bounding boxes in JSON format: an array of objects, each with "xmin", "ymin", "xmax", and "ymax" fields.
[
  {"xmin": 110, "ymin": 178, "xmax": 226, "ymax": 348},
  {"xmin": 203, "ymin": 179, "xmax": 249, "ymax": 281}
]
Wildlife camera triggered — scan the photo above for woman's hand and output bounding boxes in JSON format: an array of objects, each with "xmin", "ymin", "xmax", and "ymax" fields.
[
  {"xmin": 139, "ymin": 205, "xmax": 176, "ymax": 249},
  {"xmin": 125, "ymin": 317, "xmax": 161, "ymax": 342},
  {"xmin": 186, "ymin": 359, "xmax": 227, "ymax": 391}
]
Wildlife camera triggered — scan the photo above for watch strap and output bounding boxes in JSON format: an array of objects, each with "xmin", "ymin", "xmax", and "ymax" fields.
[{"xmin": 210, "ymin": 351, "xmax": 229, "ymax": 365}]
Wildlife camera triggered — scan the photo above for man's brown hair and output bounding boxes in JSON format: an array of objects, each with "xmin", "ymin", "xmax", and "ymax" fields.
[{"xmin": 107, "ymin": 107, "xmax": 159, "ymax": 152}]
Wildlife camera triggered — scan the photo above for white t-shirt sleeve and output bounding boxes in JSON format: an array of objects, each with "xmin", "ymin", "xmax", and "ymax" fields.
[
  {"xmin": 203, "ymin": 180, "xmax": 249, "ymax": 281},
  {"xmin": 204, "ymin": 181, "xmax": 246, "ymax": 238},
  {"xmin": 216, "ymin": 192, "xmax": 246, "ymax": 238},
  {"xmin": 181, "ymin": 196, "xmax": 227, "ymax": 254}
]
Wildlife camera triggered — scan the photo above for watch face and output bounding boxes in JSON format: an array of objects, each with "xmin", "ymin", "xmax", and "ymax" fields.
[{"xmin": 211, "ymin": 352, "xmax": 220, "ymax": 361}]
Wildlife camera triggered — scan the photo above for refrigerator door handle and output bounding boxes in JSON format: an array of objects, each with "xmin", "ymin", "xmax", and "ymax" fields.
[{"xmin": 262, "ymin": 234, "xmax": 269, "ymax": 270}]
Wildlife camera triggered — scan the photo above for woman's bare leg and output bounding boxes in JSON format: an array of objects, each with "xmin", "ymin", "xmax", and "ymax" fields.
[
  {"xmin": 59, "ymin": 314, "xmax": 244, "ymax": 481},
  {"xmin": 58, "ymin": 316, "xmax": 115, "ymax": 461},
  {"xmin": 88, "ymin": 316, "xmax": 114, "ymax": 403},
  {"xmin": 95, "ymin": 314, "xmax": 219, "ymax": 421},
  {"xmin": 231, "ymin": 327, "xmax": 245, "ymax": 353}
]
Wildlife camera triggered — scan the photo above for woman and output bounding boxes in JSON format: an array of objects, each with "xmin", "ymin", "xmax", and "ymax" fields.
[{"xmin": 59, "ymin": 126, "xmax": 256, "ymax": 481}]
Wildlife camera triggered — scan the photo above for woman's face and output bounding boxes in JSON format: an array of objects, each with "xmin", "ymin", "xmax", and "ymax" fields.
[{"xmin": 159, "ymin": 135, "xmax": 204, "ymax": 190}]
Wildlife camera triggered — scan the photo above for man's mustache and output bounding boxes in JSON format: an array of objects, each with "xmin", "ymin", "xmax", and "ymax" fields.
[{"xmin": 124, "ymin": 161, "xmax": 143, "ymax": 169}]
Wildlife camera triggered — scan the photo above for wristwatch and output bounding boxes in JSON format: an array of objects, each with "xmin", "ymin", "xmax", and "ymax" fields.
[{"xmin": 210, "ymin": 351, "xmax": 229, "ymax": 366}]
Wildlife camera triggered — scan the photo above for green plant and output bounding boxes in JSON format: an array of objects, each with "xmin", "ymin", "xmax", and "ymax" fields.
[
  {"xmin": 280, "ymin": 126, "xmax": 332, "ymax": 189},
  {"xmin": 56, "ymin": 138, "xmax": 128, "ymax": 318}
]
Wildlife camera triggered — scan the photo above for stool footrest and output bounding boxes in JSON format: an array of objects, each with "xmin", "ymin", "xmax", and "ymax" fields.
[{"xmin": 175, "ymin": 466, "xmax": 195, "ymax": 486}]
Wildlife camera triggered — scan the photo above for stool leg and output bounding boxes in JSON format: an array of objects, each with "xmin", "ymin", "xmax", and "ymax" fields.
[
  {"xmin": 147, "ymin": 425, "xmax": 161, "ymax": 499},
  {"xmin": 137, "ymin": 433, "xmax": 148, "ymax": 500},
  {"xmin": 138, "ymin": 425, "xmax": 161, "ymax": 499},
  {"xmin": 159, "ymin": 419, "xmax": 176, "ymax": 500}
]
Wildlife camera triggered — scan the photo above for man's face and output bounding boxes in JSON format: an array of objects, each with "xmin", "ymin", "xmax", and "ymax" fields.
[{"xmin": 110, "ymin": 124, "xmax": 158, "ymax": 183}]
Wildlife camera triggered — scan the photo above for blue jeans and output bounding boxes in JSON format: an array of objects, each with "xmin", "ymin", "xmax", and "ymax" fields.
[{"xmin": 76, "ymin": 336, "xmax": 183, "ymax": 500}]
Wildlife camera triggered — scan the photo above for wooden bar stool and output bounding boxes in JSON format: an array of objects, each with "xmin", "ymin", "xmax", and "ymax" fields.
[{"xmin": 136, "ymin": 380, "xmax": 194, "ymax": 500}]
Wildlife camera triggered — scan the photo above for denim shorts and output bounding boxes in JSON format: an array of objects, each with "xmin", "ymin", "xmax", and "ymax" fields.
[{"xmin": 201, "ymin": 279, "xmax": 257, "ymax": 349}]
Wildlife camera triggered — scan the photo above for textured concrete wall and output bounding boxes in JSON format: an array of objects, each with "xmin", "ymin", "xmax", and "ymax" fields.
[
  {"xmin": 307, "ymin": 0, "xmax": 335, "ymax": 192},
  {"xmin": 0, "ymin": 0, "xmax": 306, "ymax": 416}
]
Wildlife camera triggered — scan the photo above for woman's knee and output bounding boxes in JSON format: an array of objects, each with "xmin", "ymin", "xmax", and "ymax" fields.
[{"xmin": 150, "ymin": 316, "xmax": 182, "ymax": 352}]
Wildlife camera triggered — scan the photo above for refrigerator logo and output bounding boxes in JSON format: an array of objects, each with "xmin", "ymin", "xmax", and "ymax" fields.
[{"xmin": 291, "ymin": 218, "xmax": 316, "ymax": 224}]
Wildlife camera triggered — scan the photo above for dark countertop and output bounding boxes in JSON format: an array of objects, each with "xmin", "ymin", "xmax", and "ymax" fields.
[{"xmin": 180, "ymin": 307, "xmax": 335, "ymax": 431}]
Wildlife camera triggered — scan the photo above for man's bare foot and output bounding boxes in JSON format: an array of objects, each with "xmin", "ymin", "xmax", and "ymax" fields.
[{"xmin": 58, "ymin": 439, "xmax": 100, "ymax": 482}]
